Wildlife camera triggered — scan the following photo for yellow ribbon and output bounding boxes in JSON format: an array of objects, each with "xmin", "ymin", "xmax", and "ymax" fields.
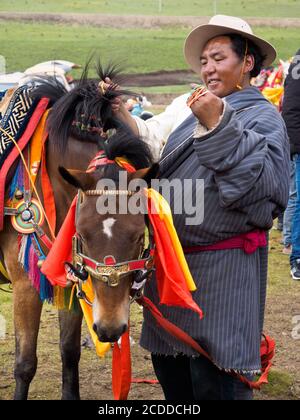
[
  {"xmin": 0, "ymin": 261, "xmax": 9, "ymax": 280},
  {"xmin": 29, "ymin": 109, "xmax": 50, "ymax": 186},
  {"xmin": 79, "ymin": 277, "xmax": 111, "ymax": 357},
  {"xmin": 147, "ymin": 188, "xmax": 197, "ymax": 292},
  {"xmin": 262, "ymin": 86, "xmax": 284, "ymax": 107}
]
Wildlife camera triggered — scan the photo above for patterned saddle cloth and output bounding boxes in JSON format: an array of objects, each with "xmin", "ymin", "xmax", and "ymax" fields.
[{"xmin": 0, "ymin": 84, "xmax": 37, "ymax": 169}]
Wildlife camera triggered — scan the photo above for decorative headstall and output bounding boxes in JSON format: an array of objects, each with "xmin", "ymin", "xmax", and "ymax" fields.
[{"xmin": 68, "ymin": 152, "xmax": 155, "ymax": 305}]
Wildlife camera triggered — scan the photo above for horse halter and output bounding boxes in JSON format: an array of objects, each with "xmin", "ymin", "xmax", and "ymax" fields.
[{"xmin": 69, "ymin": 152, "xmax": 155, "ymax": 305}]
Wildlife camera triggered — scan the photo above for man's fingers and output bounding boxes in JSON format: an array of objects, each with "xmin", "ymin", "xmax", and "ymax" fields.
[
  {"xmin": 186, "ymin": 86, "xmax": 209, "ymax": 107},
  {"xmin": 103, "ymin": 77, "xmax": 120, "ymax": 91}
]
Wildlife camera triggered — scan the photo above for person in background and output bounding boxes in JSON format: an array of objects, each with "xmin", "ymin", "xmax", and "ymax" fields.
[
  {"xmin": 282, "ymin": 157, "xmax": 296, "ymax": 255},
  {"xmin": 282, "ymin": 50, "xmax": 300, "ymax": 277}
]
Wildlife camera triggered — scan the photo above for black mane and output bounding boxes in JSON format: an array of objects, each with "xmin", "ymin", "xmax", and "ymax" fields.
[
  {"xmin": 30, "ymin": 75, "xmax": 68, "ymax": 104},
  {"xmin": 31, "ymin": 61, "xmax": 134, "ymax": 154},
  {"xmin": 104, "ymin": 130, "xmax": 153, "ymax": 172}
]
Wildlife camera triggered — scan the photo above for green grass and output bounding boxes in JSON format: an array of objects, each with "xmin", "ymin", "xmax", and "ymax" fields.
[
  {"xmin": 0, "ymin": 0, "xmax": 300, "ymax": 18},
  {"xmin": 129, "ymin": 85, "xmax": 190, "ymax": 95},
  {"xmin": 0, "ymin": 22, "xmax": 186, "ymax": 75},
  {"xmin": 259, "ymin": 370, "xmax": 294, "ymax": 400},
  {"xmin": 0, "ymin": 286, "xmax": 12, "ymax": 304},
  {"xmin": 0, "ymin": 22, "xmax": 299, "ymax": 76}
]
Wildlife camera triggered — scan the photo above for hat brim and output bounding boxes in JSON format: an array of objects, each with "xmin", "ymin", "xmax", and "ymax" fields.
[{"xmin": 184, "ymin": 24, "xmax": 277, "ymax": 75}]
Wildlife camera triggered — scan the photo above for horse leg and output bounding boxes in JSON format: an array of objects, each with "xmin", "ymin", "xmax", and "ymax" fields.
[
  {"xmin": 59, "ymin": 309, "xmax": 83, "ymax": 400},
  {"xmin": 13, "ymin": 275, "xmax": 43, "ymax": 400}
]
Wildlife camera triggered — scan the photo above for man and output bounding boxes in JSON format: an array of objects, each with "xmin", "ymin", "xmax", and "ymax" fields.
[{"xmin": 109, "ymin": 15, "xmax": 290, "ymax": 400}]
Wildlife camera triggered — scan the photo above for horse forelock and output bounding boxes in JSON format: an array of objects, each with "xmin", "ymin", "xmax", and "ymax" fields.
[{"xmin": 104, "ymin": 131, "xmax": 153, "ymax": 170}]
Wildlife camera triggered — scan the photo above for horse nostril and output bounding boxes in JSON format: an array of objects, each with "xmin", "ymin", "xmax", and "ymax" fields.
[
  {"xmin": 92, "ymin": 323, "xmax": 98, "ymax": 333},
  {"xmin": 121, "ymin": 323, "xmax": 127, "ymax": 335}
]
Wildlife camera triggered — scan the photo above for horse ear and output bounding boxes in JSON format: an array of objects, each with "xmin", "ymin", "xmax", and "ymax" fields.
[
  {"xmin": 59, "ymin": 167, "xmax": 95, "ymax": 191},
  {"xmin": 131, "ymin": 163, "xmax": 159, "ymax": 187}
]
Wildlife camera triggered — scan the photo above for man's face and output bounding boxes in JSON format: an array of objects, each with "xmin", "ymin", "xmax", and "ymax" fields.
[{"xmin": 199, "ymin": 36, "xmax": 245, "ymax": 98}]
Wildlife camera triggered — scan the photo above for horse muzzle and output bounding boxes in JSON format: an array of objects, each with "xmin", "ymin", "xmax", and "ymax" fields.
[{"xmin": 93, "ymin": 321, "xmax": 128, "ymax": 343}]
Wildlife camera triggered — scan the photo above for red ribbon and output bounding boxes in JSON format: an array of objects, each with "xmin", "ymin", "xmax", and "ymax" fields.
[{"xmin": 112, "ymin": 327, "xmax": 132, "ymax": 400}]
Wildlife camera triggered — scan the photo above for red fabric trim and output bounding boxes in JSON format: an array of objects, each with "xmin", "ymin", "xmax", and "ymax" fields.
[
  {"xmin": 41, "ymin": 131, "xmax": 56, "ymax": 237},
  {"xmin": 39, "ymin": 232, "xmax": 53, "ymax": 250},
  {"xmin": 139, "ymin": 296, "xmax": 210, "ymax": 359},
  {"xmin": 128, "ymin": 259, "xmax": 150, "ymax": 270},
  {"xmin": 82, "ymin": 256, "xmax": 97, "ymax": 271},
  {"xmin": 112, "ymin": 327, "xmax": 132, "ymax": 400},
  {"xmin": 82, "ymin": 255, "xmax": 151, "ymax": 272},
  {"xmin": 139, "ymin": 296, "xmax": 275, "ymax": 390},
  {"xmin": 183, "ymin": 230, "xmax": 267, "ymax": 254},
  {"xmin": 86, "ymin": 151, "xmax": 137, "ymax": 174},
  {"xmin": 41, "ymin": 196, "xmax": 77, "ymax": 287},
  {"xmin": 87, "ymin": 157, "xmax": 115, "ymax": 173},
  {"xmin": 103, "ymin": 256, "xmax": 116, "ymax": 266},
  {"xmin": 0, "ymin": 98, "xmax": 49, "ymax": 230},
  {"xmin": 131, "ymin": 378, "xmax": 159, "ymax": 384}
]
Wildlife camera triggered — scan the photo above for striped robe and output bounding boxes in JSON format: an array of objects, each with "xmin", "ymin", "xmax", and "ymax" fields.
[{"xmin": 140, "ymin": 87, "xmax": 290, "ymax": 373}]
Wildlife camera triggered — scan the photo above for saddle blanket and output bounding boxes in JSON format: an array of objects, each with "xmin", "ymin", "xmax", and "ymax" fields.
[{"xmin": 0, "ymin": 84, "xmax": 36, "ymax": 168}]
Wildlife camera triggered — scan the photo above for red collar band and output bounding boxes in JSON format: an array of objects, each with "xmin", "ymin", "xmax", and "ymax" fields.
[{"xmin": 86, "ymin": 150, "xmax": 137, "ymax": 173}]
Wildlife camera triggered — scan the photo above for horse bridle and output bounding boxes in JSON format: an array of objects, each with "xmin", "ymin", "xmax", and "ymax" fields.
[{"xmin": 69, "ymin": 188, "xmax": 155, "ymax": 306}]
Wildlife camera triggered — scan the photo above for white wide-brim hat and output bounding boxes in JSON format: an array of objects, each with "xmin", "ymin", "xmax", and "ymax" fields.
[{"xmin": 184, "ymin": 15, "xmax": 277, "ymax": 74}]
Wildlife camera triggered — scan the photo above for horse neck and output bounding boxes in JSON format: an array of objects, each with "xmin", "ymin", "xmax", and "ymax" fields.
[{"xmin": 43, "ymin": 136, "xmax": 99, "ymax": 231}]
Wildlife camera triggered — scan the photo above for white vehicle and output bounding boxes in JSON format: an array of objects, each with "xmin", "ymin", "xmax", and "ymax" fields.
[
  {"xmin": 0, "ymin": 72, "xmax": 24, "ymax": 92},
  {"xmin": 0, "ymin": 60, "xmax": 80, "ymax": 92}
]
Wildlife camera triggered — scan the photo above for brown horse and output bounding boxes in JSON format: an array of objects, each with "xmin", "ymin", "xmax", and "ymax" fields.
[
  {"xmin": 59, "ymin": 138, "xmax": 158, "ymax": 344},
  {"xmin": 0, "ymin": 63, "xmax": 154, "ymax": 400}
]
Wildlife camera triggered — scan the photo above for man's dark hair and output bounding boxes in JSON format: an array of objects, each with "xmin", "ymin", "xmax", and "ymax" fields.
[{"xmin": 227, "ymin": 33, "xmax": 266, "ymax": 78}]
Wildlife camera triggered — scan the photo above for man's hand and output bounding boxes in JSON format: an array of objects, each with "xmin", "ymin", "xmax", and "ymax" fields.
[
  {"xmin": 100, "ymin": 77, "xmax": 139, "ymax": 136},
  {"xmin": 190, "ymin": 91, "xmax": 224, "ymax": 130},
  {"xmin": 101, "ymin": 77, "xmax": 124, "ymax": 113}
]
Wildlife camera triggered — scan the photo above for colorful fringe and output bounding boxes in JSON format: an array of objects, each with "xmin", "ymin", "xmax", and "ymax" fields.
[
  {"xmin": 17, "ymin": 233, "xmax": 80, "ymax": 310},
  {"xmin": 7, "ymin": 112, "xmax": 76, "ymax": 310},
  {"xmin": 10, "ymin": 160, "xmax": 53, "ymax": 303},
  {"xmin": 8, "ymin": 158, "xmax": 24, "ymax": 204},
  {"xmin": 18, "ymin": 233, "xmax": 53, "ymax": 303},
  {"xmin": 53, "ymin": 284, "xmax": 80, "ymax": 312}
]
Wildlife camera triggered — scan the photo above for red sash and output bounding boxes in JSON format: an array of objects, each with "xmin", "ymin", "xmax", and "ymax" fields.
[{"xmin": 183, "ymin": 230, "xmax": 267, "ymax": 254}]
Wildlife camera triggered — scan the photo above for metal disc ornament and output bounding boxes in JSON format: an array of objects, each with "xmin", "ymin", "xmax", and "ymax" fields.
[{"xmin": 11, "ymin": 199, "xmax": 44, "ymax": 234}]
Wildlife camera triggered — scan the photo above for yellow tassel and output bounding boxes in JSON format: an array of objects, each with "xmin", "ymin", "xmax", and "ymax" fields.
[
  {"xmin": 68, "ymin": 283, "xmax": 77, "ymax": 311},
  {"xmin": 53, "ymin": 286, "xmax": 66, "ymax": 309}
]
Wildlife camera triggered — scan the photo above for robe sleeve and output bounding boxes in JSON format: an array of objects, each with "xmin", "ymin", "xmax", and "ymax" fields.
[
  {"xmin": 134, "ymin": 93, "xmax": 191, "ymax": 162},
  {"xmin": 193, "ymin": 102, "xmax": 290, "ymax": 224}
]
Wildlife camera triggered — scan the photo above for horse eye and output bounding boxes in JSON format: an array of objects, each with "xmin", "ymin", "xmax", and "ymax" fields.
[{"xmin": 137, "ymin": 233, "xmax": 145, "ymax": 245}]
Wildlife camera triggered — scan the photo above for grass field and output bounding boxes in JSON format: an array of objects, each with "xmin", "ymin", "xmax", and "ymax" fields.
[
  {"xmin": 0, "ymin": 0, "xmax": 300, "ymax": 18},
  {"xmin": 0, "ymin": 21, "xmax": 299, "ymax": 77}
]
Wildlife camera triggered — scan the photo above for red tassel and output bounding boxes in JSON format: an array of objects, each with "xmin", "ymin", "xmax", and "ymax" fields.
[{"xmin": 112, "ymin": 328, "xmax": 132, "ymax": 400}]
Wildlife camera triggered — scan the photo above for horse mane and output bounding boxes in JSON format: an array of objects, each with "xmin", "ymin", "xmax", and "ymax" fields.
[
  {"xmin": 104, "ymin": 130, "xmax": 153, "ymax": 171},
  {"xmin": 30, "ymin": 76, "xmax": 68, "ymax": 104},
  {"xmin": 31, "ymin": 60, "xmax": 134, "ymax": 154}
]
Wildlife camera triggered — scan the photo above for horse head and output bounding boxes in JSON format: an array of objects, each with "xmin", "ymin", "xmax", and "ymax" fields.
[{"xmin": 59, "ymin": 130, "xmax": 159, "ymax": 342}]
